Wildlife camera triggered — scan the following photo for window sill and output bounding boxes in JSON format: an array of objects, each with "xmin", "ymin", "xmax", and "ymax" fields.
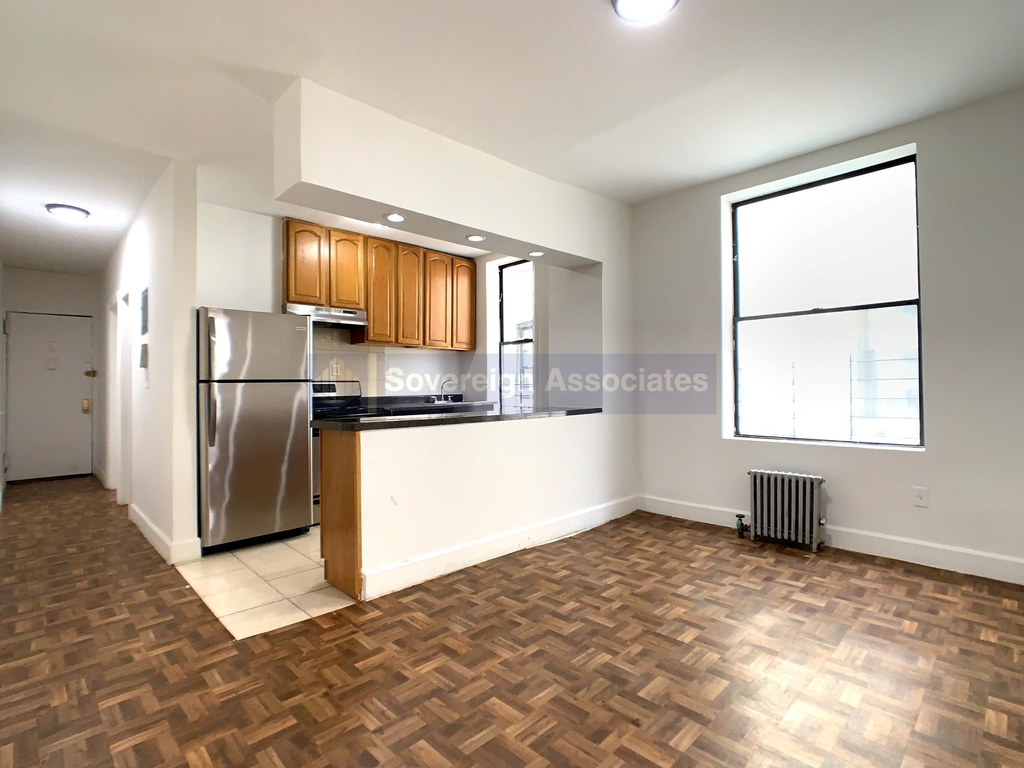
[{"xmin": 724, "ymin": 433, "xmax": 925, "ymax": 452}]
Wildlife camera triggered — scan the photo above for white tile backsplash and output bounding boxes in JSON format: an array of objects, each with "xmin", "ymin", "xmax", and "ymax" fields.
[{"xmin": 311, "ymin": 325, "xmax": 470, "ymax": 397}]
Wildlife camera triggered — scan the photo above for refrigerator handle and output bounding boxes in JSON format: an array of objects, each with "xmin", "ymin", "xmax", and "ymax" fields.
[
  {"xmin": 208, "ymin": 387, "xmax": 217, "ymax": 447},
  {"xmin": 207, "ymin": 315, "xmax": 216, "ymax": 379}
]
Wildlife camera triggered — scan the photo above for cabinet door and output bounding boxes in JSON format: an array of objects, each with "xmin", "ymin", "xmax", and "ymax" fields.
[
  {"xmin": 285, "ymin": 220, "xmax": 328, "ymax": 306},
  {"xmin": 396, "ymin": 245, "xmax": 425, "ymax": 346},
  {"xmin": 365, "ymin": 238, "xmax": 398, "ymax": 344},
  {"xmin": 451, "ymin": 257, "xmax": 476, "ymax": 351},
  {"xmin": 424, "ymin": 252, "xmax": 453, "ymax": 348},
  {"xmin": 328, "ymin": 229, "xmax": 365, "ymax": 310}
]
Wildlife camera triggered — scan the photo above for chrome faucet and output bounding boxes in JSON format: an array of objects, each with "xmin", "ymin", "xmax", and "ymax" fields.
[{"xmin": 428, "ymin": 376, "xmax": 460, "ymax": 405}]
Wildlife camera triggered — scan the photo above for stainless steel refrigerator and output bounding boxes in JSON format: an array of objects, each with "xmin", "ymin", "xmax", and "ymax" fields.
[{"xmin": 197, "ymin": 307, "xmax": 313, "ymax": 549}]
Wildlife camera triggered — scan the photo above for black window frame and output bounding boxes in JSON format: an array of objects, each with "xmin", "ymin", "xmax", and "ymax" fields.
[
  {"xmin": 731, "ymin": 154, "xmax": 924, "ymax": 448},
  {"xmin": 498, "ymin": 259, "xmax": 534, "ymax": 413}
]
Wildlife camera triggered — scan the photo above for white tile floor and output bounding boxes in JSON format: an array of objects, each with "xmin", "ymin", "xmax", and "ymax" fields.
[{"xmin": 175, "ymin": 527, "xmax": 355, "ymax": 639}]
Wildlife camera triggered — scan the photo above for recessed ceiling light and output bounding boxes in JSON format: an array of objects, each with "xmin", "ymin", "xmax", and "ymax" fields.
[
  {"xmin": 611, "ymin": 0, "xmax": 680, "ymax": 24},
  {"xmin": 467, "ymin": 235, "xmax": 486, "ymax": 243},
  {"xmin": 385, "ymin": 213, "xmax": 406, "ymax": 223},
  {"xmin": 45, "ymin": 203, "xmax": 90, "ymax": 222},
  {"xmin": 529, "ymin": 251, "xmax": 545, "ymax": 258}
]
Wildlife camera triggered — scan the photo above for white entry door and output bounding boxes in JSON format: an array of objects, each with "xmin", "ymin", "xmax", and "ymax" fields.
[{"xmin": 6, "ymin": 312, "xmax": 94, "ymax": 481}]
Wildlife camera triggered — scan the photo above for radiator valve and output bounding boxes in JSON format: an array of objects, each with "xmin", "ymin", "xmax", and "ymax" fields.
[{"xmin": 735, "ymin": 514, "xmax": 748, "ymax": 539}]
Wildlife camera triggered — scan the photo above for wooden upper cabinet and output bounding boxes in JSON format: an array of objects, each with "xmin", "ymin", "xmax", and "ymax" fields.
[
  {"xmin": 424, "ymin": 252, "xmax": 453, "ymax": 349},
  {"xmin": 328, "ymin": 230, "xmax": 365, "ymax": 310},
  {"xmin": 451, "ymin": 257, "xmax": 476, "ymax": 351},
  {"xmin": 396, "ymin": 245, "xmax": 425, "ymax": 346},
  {"xmin": 284, "ymin": 216, "xmax": 476, "ymax": 350},
  {"xmin": 364, "ymin": 238, "xmax": 398, "ymax": 344},
  {"xmin": 285, "ymin": 220, "xmax": 328, "ymax": 306}
]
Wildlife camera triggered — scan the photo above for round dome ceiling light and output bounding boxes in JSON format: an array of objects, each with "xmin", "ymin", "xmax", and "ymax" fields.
[
  {"xmin": 529, "ymin": 251, "xmax": 545, "ymax": 258},
  {"xmin": 611, "ymin": 0, "xmax": 680, "ymax": 24},
  {"xmin": 467, "ymin": 235, "xmax": 486, "ymax": 243},
  {"xmin": 385, "ymin": 213, "xmax": 406, "ymax": 223},
  {"xmin": 45, "ymin": 203, "xmax": 90, "ymax": 222}
]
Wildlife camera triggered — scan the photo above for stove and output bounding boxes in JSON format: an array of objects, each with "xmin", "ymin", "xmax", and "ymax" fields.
[
  {"xmin": 310, "ymin": 381, "xmax": 388, "ymax": 418},
  {"xmin": 310, "ymin": 382, "xmax": 390, "ymax": 520}
]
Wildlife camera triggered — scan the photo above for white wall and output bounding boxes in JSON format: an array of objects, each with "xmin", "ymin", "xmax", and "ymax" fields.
[
  {"xmin": 359, "ymin": 414, "xmax": 635, "ymax": 599},
  {"xmin": 196, "ymin": 203, "xmax": 281, "ymax": 312},
  {"xmin": 103, "ymin": 159, "xmax": 200, "ymax": 563},
  {"xmin": 2, "ymin": 267, "xmax": 105, "ymax": 482},
  {"xmin": 2, "ymin": 267, "xmax": 101, "ymax": 316},
  {"xmin": 0, "ymin": 262, "xmax": 4, "ymax": 497},
  {"xmin": 632, "ymin": 85, "xmax": 1024, "ymax": 584},
  {"xmin": 534, "ymin": 262, "xmax": 604, "ymax": 409},
  {"xmin": 544, "ymin": 264, "xmax": 603, "ymax": 357}
]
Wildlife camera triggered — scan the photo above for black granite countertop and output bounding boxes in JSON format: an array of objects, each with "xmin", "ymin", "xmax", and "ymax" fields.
[{"xmin": 312, "ymin": 406, "xmax": 602, "ymax": 432}]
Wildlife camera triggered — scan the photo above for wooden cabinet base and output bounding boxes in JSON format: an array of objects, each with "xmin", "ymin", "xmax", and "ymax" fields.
[{"xmin": 320, "ymin": 430, "xmax": 362, "ymax": 600}]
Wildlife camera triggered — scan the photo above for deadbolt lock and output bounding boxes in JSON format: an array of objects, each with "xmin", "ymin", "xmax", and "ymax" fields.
[{"xmin": 84, "ymin": 370, "xmax": 97, "ymax": 377}]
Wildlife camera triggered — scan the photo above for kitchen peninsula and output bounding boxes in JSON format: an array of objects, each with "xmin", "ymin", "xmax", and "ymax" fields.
[{"xmin": 315, "ymin": 406, "xmax": 604, "ymax": 601}]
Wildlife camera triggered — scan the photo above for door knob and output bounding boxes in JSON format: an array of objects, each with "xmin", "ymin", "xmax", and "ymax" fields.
[{"xmin": 82, "ymin": 399, "xmax": 91, "ymax": 414}]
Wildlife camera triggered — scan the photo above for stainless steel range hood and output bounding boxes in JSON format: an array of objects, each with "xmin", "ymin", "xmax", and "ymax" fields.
[{"xmin": 284, "ymin": 304, "xmax": 368, "ymax": 327}]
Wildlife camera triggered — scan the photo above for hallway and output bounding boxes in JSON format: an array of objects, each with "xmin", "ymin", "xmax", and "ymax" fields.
[{"xmin": 2, "ymin": 478, "xmax": 1024, "ymax": 767}]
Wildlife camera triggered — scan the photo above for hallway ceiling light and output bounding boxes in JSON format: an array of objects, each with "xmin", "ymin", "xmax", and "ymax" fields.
[
  {"xmin": 611, "ymin": 0, "xmax": 680, "ymax": 24},
  {"xmin": 529, "ymin": 251, "xmax": 544, "ymax": 257},
  {"xmin": 45, "ymin": 203, "xmax": 90, "ymax": 222},
  {"xmin": 467, "ymin": 235, "xmax": 486, "ymax": 243},
  {"xmin": 385, "ymin": 213, "xmax": 406, "ymax": 223}
]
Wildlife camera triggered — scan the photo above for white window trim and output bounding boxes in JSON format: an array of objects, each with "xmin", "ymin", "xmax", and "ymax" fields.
[{"xmin": 718, "ymin": 143, "xmax": 923, "ymax": 451}]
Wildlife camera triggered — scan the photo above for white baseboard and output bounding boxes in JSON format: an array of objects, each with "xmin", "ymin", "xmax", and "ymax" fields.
[
  {"xmin": 130, "ymin": 503, "xmax": 171, "ymax": 560},
  {"xmin": 639, "ymin": 494, "xmax": 1024, "ymax": 586},
  {"xmin": 827, "ymin": 525, "xmax": 1024, "ymax": 586},
  {"xmin": 639, "ymin": 494, "xmax": 742, "ymax": 528},
  {"xmin": 129, "ymin": 504, "xmax": 202, "ymax": 565},
  {"xmin": 171, "ymin": 536, "xmax": 203, "ymax": 564},
  {"xmin": 362, "ymin": 495, "xmax": 638, "ymax": 601}
]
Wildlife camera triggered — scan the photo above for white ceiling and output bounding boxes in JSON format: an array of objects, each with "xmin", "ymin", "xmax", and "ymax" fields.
[
  {"xmin": 2, "ymin": 0, "xmax": 1024, "ymax": 270},
  {"xmin": 0, "ymin": 115, "xmax": 169, "ymax": 273}
]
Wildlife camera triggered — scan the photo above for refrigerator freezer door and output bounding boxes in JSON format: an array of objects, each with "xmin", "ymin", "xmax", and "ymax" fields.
[
  {"xmin": 199, "ymin": 381, "xmax": 312, "ymax": 547},
  {"xmin": 198, "ymin": 307, "xmax": 310, "ymax": 382}
]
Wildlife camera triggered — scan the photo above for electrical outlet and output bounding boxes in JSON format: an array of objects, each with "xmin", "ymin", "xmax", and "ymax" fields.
[
  {"xmin": 330, "ymin": 360, "xmax": 340, "ymax": 378},
  {"xmin": 913, "ymin": 486, "xmax": 929, "ymax": 508}
]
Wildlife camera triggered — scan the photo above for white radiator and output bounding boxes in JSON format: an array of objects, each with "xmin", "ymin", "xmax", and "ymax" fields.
[{"xmin": 748, "ymin": 470, "xmax": 824, "ymax": 552}]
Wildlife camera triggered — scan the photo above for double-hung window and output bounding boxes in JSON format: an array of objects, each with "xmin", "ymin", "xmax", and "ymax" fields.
[
  {"xmin": 732, "ymin": 156, "xmax": 923, "ymax": 447},
  {"xmin": 498, "ymin": 260, "xmax": 535, "ymax": 413}
]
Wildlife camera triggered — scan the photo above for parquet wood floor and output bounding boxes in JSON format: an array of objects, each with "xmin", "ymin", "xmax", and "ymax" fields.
[{"xmin": 2, "ymin": 477, "xmax": 1023, "ymax": 767}]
